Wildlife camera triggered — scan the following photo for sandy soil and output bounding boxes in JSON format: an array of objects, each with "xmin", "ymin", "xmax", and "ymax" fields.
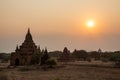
[{"xmin": 0, "ymin": 61, "xmax": 120, "ymax": 80}]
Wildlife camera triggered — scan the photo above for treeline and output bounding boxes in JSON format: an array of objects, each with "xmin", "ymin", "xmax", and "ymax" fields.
[
  {"xmin": 0, "ymin": 49, "xmax": 120, "ymax": 63},
  {"xmin": 0, "ymin": 53, "xmax": 10, "ymax": 62},
  {"xmin": 49, "ymin": 48, "xmax": 120, "ymax": 62},
  {"xmin": 0, "ymin": 48, "xmax": 120, "ymax": 68},
  {"xmin": 50, "ymin": 48, "xmax": 120, "ymax": 67}
]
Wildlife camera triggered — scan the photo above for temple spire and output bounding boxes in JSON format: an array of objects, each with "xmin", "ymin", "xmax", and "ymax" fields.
[
  {"xmin": 15, "ymin": 44, "xmax": 19, "ymax": 52},
  {"xmin": 25, "ymin": 28, "xmax": 33, "ymax": 42},
  {"xmin": 28, "ymin": 28, "xmax": 30, "ymax": 34}
]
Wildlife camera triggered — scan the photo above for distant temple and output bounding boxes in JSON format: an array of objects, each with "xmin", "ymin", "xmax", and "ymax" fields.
[
  {"xmin": 10, "ymin": 28, "xmax": 41, "ymax": 66},
  {"xmin": 57, "ymin": 47, "xmax": 75, "ymax": 62}
]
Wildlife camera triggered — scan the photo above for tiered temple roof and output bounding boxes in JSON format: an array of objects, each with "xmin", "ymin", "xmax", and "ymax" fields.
[
  {"xmin": 15, "ymin": 28, "xmax": 39, "ymax": 54},
  {"xmin": 10, "ymin": 28, "xmax": 40, "ymax": 66}
]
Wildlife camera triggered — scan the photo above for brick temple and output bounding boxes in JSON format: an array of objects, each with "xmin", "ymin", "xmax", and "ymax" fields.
[{"xmin": 10, "ymin": 28, "xmax": 40, "ymax": 66}]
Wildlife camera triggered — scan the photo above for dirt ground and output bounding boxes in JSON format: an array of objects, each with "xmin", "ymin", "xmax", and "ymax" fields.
[{"xmin": 0, "ymin": 61, "xmax": 120, "ymax": 80}]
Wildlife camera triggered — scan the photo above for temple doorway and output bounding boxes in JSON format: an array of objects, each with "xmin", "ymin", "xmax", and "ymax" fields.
[{"xmin": 15, "ymin": 58, "xmax": 19, "ymax": 66}]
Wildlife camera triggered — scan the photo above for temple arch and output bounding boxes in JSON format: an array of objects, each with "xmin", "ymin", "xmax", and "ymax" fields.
[{"xmin": 15, "ymin": 58, "xmax": 19, "ymax": 66}]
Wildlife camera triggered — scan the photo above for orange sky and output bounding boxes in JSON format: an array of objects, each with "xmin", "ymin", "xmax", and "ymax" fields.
[{"xmin": 0, "ymin": 0, "xmax": 120, "ymax": 52}]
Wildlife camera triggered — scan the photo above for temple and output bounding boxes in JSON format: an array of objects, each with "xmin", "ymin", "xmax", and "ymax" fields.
[
  {"xmin": 58, "ymin": 47, "xmax": 75, "ymax": 62},
  {"xmin": 10, "ymin": 28, "xmax": 41, "ymax": 66}
]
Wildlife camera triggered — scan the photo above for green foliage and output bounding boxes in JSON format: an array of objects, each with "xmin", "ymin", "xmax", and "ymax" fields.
[
  {"xmin": 0, "ymin": 53, "xmax": 10, "ymax": 63},
  {"xmin": 41, "ymin": 59, "xmax": 57, "ymax": 70},
  {"xmin": 46, "ymin": 59, "xmax": 57, "ymax": 67},
  {"xmin": 40, "ymin": 50, "xmax": 50, "ymax": 65},
  {"xmin": 73, "ymin": 50, "xmax": 88, "ymax": 60},
  {"xmin": 110, "ymin": 53, "xmax": 120, "ymax": 62}
]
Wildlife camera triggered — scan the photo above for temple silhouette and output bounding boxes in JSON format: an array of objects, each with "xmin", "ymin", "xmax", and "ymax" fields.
[
  {"xmin": 10, "ymin": 28, "xmax": 102, "ymax": 66},
  {"xmin": 10, "ymin": 28, "xmax": 41, "ymax": 66}
]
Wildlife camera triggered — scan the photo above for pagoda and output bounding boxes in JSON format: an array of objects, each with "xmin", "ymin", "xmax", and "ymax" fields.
[
  {"xmin": 58, "ymin": 47, "xmax": 75, "ymax": 62},
  {"xmin": 10, "ymin": 28, "xmax": 41, "ymax": 66}
]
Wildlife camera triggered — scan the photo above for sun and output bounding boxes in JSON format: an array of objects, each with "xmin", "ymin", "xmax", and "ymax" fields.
[{"xmin": 87, "ymin": 20, "xmax": 94, "ymax": 28}]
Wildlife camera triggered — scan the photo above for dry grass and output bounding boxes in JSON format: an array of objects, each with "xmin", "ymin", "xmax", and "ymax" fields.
[
  {"xmin": 0, "ymin": 73, "xmax": 8, "ymax": 80},
  {"xmin": 0, "ymin": 62, "xmax": 120, "ymax": 80}
]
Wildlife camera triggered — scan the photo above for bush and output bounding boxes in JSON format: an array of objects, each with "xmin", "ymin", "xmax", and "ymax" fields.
[
  {"xmin": 0, "ymin": 53, "xmax": 10, "ymax": 63},
  {"xmin": 40, "ymin": 49, "xmax": 50, "ymax": 65},
  {"xmin": 41, "ymin": 59, "xmax": 57, "ymax": 70},
  {"xmin": 110, "ymin": 53, "xmax": 120, "ymax": 62},
  {"xmin": 46, "ymin": 59, "xmax": 57, "ymax": 67}
]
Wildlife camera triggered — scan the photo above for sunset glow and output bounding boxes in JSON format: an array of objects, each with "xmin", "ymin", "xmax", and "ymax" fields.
[
  {"xmin": 0, "ymin": 0, "xmax": 120, "ymax": 52},
  {"xmin": 87, "ymin": 21, "xmax": 94, "ymax": 28}
]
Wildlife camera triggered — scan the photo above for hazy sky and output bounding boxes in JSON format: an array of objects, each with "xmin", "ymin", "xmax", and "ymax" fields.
[{"xmin": 0, "ymin": 0, "xmax": 120, "ymax": 53}]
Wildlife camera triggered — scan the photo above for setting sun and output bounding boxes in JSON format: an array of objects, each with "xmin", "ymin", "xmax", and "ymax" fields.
[{"xmin": 87, "ymin": 21, "xmax": 94, "ymax": 28}]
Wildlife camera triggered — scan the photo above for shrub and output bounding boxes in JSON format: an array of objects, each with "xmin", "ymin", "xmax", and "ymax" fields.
[
  {"xmin": 40, "ymin": 50, "xmax": 50, "ymax": 65},
  {"xmin": 46, "ymin": 59, "xmax": 57, "ymax": 68},
  {"xmin": 41, "ymin": 59, "xmax": 57, "ymax": 70}
]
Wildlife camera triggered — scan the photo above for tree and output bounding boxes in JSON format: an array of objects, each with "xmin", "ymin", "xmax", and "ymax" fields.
[
  {"xmin": 30, "ymin": 51, "xmax": 42, "ymax": 65},
  {"xmin": 46, "ymin": 59, "xmax": 57, "ymax": 68},
  {"xmin": 40, "ymin": 48, "xmax": 50, "ymax": 65},
  {"xmin": 73, "ymin": 50, "xmax": 88, "ymax": 61}
]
